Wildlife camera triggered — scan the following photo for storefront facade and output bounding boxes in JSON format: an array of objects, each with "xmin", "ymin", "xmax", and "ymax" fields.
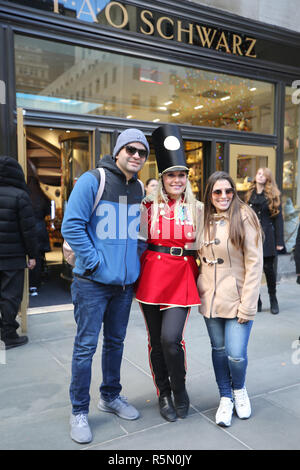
[{"xmin": 0, "ymin": 0, "xmax": 300, "ymax": 212}]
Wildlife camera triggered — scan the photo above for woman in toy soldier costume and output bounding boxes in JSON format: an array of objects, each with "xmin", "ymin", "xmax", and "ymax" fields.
[{"xmin": 136, "ymin": 125, "xmax": 203, "ymax": 422}]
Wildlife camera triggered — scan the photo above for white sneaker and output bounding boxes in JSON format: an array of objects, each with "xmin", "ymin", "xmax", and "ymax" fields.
[
  {"xmin": 233, "ymin": 387, "xmax": 251, "ymax": 419},
  {"xmin": 70, "ymin": 413, "xmax": 92, "ymax": 444},
  {"xmin": 215, "ymin": 397, "xmax": 234, "ymax": 427}
]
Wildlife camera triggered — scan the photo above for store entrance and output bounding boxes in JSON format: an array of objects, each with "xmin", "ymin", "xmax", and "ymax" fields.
[
  {"xmin": 25, "ymin": 126, "xmax": 92, "ymax": 309},
  {"xmin": 21, "ymin": 125, "xmax": 209, "ymax": 311}
]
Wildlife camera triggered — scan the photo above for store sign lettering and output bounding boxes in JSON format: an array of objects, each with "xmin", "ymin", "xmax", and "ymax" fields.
[
  {"xmin": 41, "ymin": 0, "xmax": 257, "ymax": 58},
  {"xmin": 104, "ymin": 3, "xmax": 256, "ymax": 57}
]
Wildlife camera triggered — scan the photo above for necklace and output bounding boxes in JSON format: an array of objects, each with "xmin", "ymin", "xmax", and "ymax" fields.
[{"xmin": 159, "ymin": 200, "xmax": 193, "ymax": 225}]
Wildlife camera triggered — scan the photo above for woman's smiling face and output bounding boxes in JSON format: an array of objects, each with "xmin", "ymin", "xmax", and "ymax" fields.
[
  {"xmin": 211, "ymin": 179, "xmax": 234, "ymax": 213},
  {"xmin": 162, "ymin": 171, "xmax": 188, "ymax": 199}
]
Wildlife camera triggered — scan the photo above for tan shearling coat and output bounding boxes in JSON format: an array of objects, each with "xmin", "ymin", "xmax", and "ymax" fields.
[{"xmin": 197, "ymin": 208, "xmax": 263, "ymax": 321}]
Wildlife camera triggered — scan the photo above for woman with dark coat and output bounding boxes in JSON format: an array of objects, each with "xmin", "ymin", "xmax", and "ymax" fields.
[{"xmin": 245, "ymin": 168, "xmax": 284, "ymax": 314}]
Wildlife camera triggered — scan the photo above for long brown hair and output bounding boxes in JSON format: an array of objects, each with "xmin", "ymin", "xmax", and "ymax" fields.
[
  {"xmin": 203, "ymin": 171, "xmax": 262, "ymax": 250},
  {"xmin": 245, "ymin": 167, "xmax": 281, "ymax": 217}
]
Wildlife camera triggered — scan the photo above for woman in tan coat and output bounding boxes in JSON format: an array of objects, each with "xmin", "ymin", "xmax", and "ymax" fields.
[{"xmin": 197, "ymin": 171, "xmax": 263, "ymax": 427}]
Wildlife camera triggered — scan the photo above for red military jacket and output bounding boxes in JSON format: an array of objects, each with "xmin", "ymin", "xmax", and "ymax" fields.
[{"xmin": 135, "ymin": 198, "xmax": 201, "ymax": 310}]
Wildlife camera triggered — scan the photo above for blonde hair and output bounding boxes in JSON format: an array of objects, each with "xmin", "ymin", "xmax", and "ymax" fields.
[{"xmin": 245, "ymin": 167, "xmax": 281, "ymax": 217}]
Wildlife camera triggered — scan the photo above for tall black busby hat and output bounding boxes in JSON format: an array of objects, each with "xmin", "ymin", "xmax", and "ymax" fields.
[{"xmin": 152, "ymin": 124, "xmax": 189, "ymax": 175}]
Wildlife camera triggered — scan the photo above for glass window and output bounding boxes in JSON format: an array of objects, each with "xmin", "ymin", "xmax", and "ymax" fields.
[
  {"xmin": 283, "ymin": 85, "xmax": 300, "ymax": 208},
  {"xmin": 229, "ymin": 144, "xmax": 276, "ymax": 200},
  {"xmin": 216, "ymin": 142, "xmax": 225, "ymax": 171},
  {"xmin": 15, "ymin": 35, "xmax": 275, "ymax": 134},
  {"xmin": 185, "ymin": 141, "xmax": 203, "ymax": 199}
]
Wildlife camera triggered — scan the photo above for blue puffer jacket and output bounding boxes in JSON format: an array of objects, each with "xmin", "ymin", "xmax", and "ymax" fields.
[{"xmin": 61, "ymin": 155, "xmax": 144, "ymax": 286}]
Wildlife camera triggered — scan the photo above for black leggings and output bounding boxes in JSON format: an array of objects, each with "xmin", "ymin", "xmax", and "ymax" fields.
[{"xmin": 140, "ymin": 303, "xmax": 190, "ymax": 397}]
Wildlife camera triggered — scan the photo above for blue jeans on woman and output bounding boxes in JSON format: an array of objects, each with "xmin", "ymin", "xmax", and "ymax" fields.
[
  {"xmin": 204, "ymin": 317, "xmax": 253, "ymax": 398},
  {"xmin": 70, "ymin": 276, "xmax": 134, "ymax": 414}
]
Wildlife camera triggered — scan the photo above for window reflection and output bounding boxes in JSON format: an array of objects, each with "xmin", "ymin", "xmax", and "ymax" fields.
[
  {"xmin": 283, "ymin": 86, "xmax": 300, "ymax": 208},
  {"xmin": 15, "ymin": 34, "xmax": 274, "ymax": 134}
]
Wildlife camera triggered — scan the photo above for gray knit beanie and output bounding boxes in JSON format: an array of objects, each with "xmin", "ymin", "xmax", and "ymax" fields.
[{"xmin": 113, "ymin": 128, "xmax": 149, "ymax": 159}]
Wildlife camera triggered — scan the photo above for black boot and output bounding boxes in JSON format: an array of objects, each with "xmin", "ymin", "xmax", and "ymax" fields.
[
  {"xmin": 158, "ymin": 394, "xmax": 177, "ymax": 422},
  {"xmin": 257, "ymin": 296, "xmax": 262, "ymax": 312},
  {"xmin": 173, "ymin": 389, "xmax": 190, "ymax": 419},
  {"xmin": 270, "ymin": 294, "xmax": 279, "ymax": 315},
  {"xmin": 296, "ymin": 276, "xmax": 300, "ymax": 285},
  {"xmin": 2, "ymin": 333, "xmax": 28, "ymax": 350}
]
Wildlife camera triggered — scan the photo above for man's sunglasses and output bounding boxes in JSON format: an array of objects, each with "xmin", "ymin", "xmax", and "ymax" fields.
[
  {"xmin": 125, "ymin": 145, "xmax": 147, "ymax": 158},
  {"xmin": 212, "ymin": 188, "xmax": 234, "ymax": 196}
]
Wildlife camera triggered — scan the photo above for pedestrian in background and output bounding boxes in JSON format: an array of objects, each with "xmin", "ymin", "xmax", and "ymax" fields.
[
  {"xmin": 27, "ymin": 160, "xmax": 51, "ymax": 297},
  {"xmin": 62, "ymin": 128, "xmax": 148, "ymax": 444},
  {"xmin": 145, "ymin": 177, "xmax": 158, "ymax": 196},
  {"xmin": 197, "ymin": 171, "xmax": 263, "ymax": 427},
  {"xmin": 294, "ymin": 224, "xmax": 300, "ymax": 284},
  {"xmin": 245, "ymin": 167, "xmax": 284, "ymax": 314},
  {"xmin": 0, "ymin": 156, "xmax": 37, "ymax": 349},
  {"xmin": 136, "ymin": 125, "xmax": 203, "ymax": 422}
]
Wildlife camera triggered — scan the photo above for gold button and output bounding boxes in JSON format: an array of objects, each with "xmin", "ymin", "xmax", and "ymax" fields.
[
  {"xmin": 184, "ymin": 257, "xmax": 188, "ymax": 261},
  {"xmin": 158, "ymin": 255, "xmax": 161, "ymax": 260}
]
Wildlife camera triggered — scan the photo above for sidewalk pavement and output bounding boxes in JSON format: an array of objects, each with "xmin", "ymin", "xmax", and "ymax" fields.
[{"xmin": 1, "ymin": 277, "xmax": 300, "ymax": 451}]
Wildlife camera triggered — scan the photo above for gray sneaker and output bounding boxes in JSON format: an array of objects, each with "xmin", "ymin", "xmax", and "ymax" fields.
[
  {"xmin": 98, "ymin": 395, "xmax": 140, "ymax": 420},
  {"xmin": 70, "ymin": 413, "xmax": 92, "ymax": 444}
]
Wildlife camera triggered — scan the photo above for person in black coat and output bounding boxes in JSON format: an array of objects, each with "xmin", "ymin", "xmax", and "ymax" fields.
[
  {"xmin": 295, "ymin": 224, "xmax": 300, "ymax": 285},
  {"xmin": 27, "ymin": 161, "xmax": 51, "ymax": 296},
  {"xmin": 0, "ymin": 155, "xmax": 38, "ymax": 349},
  {"xmin": 245, "ymin": 168, "xmax": 284, "ymax": 314}
]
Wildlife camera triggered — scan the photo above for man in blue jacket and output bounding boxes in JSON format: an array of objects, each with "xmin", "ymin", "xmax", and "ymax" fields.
[{"xmin": 62, "ymin": 128, "xmax": 149, "ymax": 444}]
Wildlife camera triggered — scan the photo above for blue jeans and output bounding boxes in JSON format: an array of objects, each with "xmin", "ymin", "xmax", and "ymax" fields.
[
  {"xmin": 204, "ymin": 317, "xmax": 253, "ymax": 398},
  {"xmin": 70, "ymin": 276, "xmax": 134, "ymax": 414}
]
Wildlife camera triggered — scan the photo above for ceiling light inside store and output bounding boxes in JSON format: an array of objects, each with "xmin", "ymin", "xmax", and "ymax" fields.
[
  {"xmin": 159, "ymin": 106, "xmax": 167, "ymax": 110},
  {"xmin": 249, "ymin": 87, "xmax": 257, "ymax": 91},
  {"xmin": 220, "ymin": 96, "xmax": 231, "ymax": 101},
  {"xmin": 66, "ymin": 130, "xmax": 71, "ymax": 133},
  {"xmin": 172, "ymin": 112, "xmax": 180, "ymax": 116},
  {"xmin": 164, "ymin": 101, "xmax": 173, "ymax": 105},
  {"xmin": 126, "ymin": 115, "xmax": 133, "ymax": 119},
  {"xmin": 194, "ymin": 105, "xmax": 204, "ymax": 109},
  {"xmin": 153, "ymin": 118, "xmax": 160, "ymax": 122}
]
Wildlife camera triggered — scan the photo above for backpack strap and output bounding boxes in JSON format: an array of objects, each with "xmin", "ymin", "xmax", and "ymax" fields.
[
  {"xmin": 137, "ymin": 178, "xmax": 144, "ymax": 196},
  {"xmin": 92, "ymin": 167, "xmax": 105, "ymax": 213}
]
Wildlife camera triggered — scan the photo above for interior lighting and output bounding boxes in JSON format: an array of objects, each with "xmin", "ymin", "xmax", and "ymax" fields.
[
  {"xmin": 194, "ymin": 105, "xmax": 204, "ymax": 109},
  {"xmin": 172, "ymin": 112, "xmax": 180, "ymax": 116},
  {"xmin": 164, "ymin": 101, "xmax": 173, "ymax": 105},
  {"xmin": 220, "ymin": 96, "xmax": 231, "ymax": 101}
]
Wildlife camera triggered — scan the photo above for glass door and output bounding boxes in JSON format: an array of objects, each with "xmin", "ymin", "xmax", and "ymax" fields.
[{"xmin": 229, "ymin": 143, "xmax": 276, "ymax": 199}]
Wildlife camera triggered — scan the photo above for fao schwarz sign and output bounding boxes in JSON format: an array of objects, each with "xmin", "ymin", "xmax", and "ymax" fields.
[
  {"xmin": 49, "ymin": 0, "xmax": 257, "ymax": 58},
  {"xmin": 104, "ymin": 2, "xmax": 257, "ymax": 58}
]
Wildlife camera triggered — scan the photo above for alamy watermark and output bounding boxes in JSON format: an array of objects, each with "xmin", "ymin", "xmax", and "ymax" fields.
[
  {"xmin": 291, "ymin": 80, "xmax": 300, "ymax": 104},
  {"xmin": 0, "ymin": 340, "xmax": 6, "ymax": 365},
  {"xmin": 291, "ymin": 337, "xmax": 300, "ymax": 365}
]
